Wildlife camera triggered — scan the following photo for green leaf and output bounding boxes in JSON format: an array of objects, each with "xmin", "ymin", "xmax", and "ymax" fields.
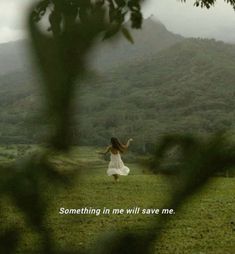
[{"xmin": 121, "ymin": 27, "xmax": 134, "ymax": 44}]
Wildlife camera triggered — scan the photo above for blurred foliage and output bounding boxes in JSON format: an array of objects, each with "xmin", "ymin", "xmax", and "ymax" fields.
[
  {"xmin": 149, "ymin": 133, "xmax": 235, "ymax": 182},
  {"xmin": 0, "ymin": 0, "xmax": 235, "ymax": 253},
  {"xmin": 0, "ymin": 152, "xmax": 76, "ymax": 253},
  {"xmin": 32, "ymin": 0, "xmax": 143, "ymax": 39},
  {"xmin": 182, "ymin": 0, "xmax": 235, "ymax": 9},
  {"xmin": 28, "ymin": 0, "xmax": 143, "ymax": 150}
]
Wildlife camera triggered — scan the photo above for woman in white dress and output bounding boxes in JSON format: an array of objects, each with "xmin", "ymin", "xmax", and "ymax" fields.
[{"xmin": 100, "ymin": 137, "xmax": 133, "ymax": 182}]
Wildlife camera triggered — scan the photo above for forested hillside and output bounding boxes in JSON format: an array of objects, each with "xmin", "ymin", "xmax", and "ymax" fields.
[
  {"xmin": 75, "ymin": 38, "xmax": 235, "ymax": 151},
  {"xmin": 0, "ymin": 20, "xmax": 234, "ymax": 152}
]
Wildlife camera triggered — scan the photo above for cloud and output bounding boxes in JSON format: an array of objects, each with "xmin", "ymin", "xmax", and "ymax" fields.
[
  {"xmin": 0, "ymin": 27, "xmax": 26, "ymax": 43},
  {"xmin": 0, "ymin": 0, "xmax": 32, "ymax": 43},
  {"xmin": 142, "ymin": 0, "xmax": 235, "ymax": 42},
  {"xmin": 0, "ymin": 0, "xmax": 32, "ymax": 29}
]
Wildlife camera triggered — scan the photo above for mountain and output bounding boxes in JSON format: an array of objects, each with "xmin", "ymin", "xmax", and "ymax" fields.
[
  {"xmin": 0, "ymin": 19, "xmax": 234, "ymax": 152},
  {"xmin": 89, "ymin": 17, "xmax": 183, "ymax": 71},
  {"xmin": 74, "ymin": 38, "xmax": 235, "ymax": 151},
  {"xmin": 0, "ymin": 40, "xmax": 31, "ymax": 76}
]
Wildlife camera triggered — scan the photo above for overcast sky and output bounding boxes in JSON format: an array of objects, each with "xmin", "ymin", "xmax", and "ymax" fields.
[{"xmin": 1, "ymin": 0, "xmax": 235, "ymax": 43}]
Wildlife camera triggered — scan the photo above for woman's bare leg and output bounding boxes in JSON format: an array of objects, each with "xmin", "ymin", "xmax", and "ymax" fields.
[{"xmin": 113, "ymin": 174, "xmax": 119, "ymax": 182}]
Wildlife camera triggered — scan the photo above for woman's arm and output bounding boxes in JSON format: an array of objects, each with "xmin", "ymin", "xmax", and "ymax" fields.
[
  {"xmin": 98, "ymin": 146, "xmax": 111, "ymax": 155},
  {"xmin": 123, "ymin": 138, "xmax": 133, "ymax": 149}
]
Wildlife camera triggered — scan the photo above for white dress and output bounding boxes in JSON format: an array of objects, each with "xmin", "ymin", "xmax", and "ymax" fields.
[{"xmin": 107, "ymin": 152, "xmax": 130, "ymax": 176}]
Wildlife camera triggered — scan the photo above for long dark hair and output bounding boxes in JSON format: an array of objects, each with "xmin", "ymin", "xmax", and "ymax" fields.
[{"xmin": 110, "ymin": 137, "xmax": 125, "ymax": 153}]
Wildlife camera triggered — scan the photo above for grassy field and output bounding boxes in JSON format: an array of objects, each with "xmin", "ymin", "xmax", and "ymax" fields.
[{"xmin": 0, "ymin": 146, "xmax": 235, "ymax": 253}]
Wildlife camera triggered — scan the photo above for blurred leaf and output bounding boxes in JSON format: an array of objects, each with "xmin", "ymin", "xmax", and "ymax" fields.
[
  {"xmin": 0, "ymin": 228, "xmax": 19, "ymax": 254},
  {"xmin": 103, "ymin": 23, "xmax": 121, "ymax": 40},
  {"xmin": 121, "ymin": 27, "xmax": 134, "ymax": 44}
]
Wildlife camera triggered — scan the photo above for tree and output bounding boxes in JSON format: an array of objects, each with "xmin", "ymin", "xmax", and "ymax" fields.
[{"xmin": 182, "ymin": 0, "xmax": 235, "ymax": 9}]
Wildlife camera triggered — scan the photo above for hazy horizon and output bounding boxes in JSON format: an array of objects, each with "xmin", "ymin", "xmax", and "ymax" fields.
[{"xmin": 1, "ymin": 0, "xmax": 235, "ymax": 44}]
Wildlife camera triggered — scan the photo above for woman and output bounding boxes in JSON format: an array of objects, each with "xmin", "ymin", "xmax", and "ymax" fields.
[{"xmin": 100, "ymin": 137, "xmax": 133, "ymax": 182}]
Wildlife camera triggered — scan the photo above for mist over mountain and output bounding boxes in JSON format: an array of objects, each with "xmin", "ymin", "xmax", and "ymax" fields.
[
  {"xmin": 0, "ymin": 17, "xmax": 183, "ymax": 75},
  {"xmin": 0, "ymin": 40, "xmax": 31, "ymax": 76},
  {"xmin": 89, "ymin": 17, "xmax": 183, "ymax": 71},
  {"xmin": 0, "ymin": 18, "xmax": 234, "ymax": 151}
]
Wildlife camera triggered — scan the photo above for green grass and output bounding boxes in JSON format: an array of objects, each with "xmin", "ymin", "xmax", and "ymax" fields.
[{"xmin": 0, "ymin": 146, "xmax": 235, "ymax": 253}]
